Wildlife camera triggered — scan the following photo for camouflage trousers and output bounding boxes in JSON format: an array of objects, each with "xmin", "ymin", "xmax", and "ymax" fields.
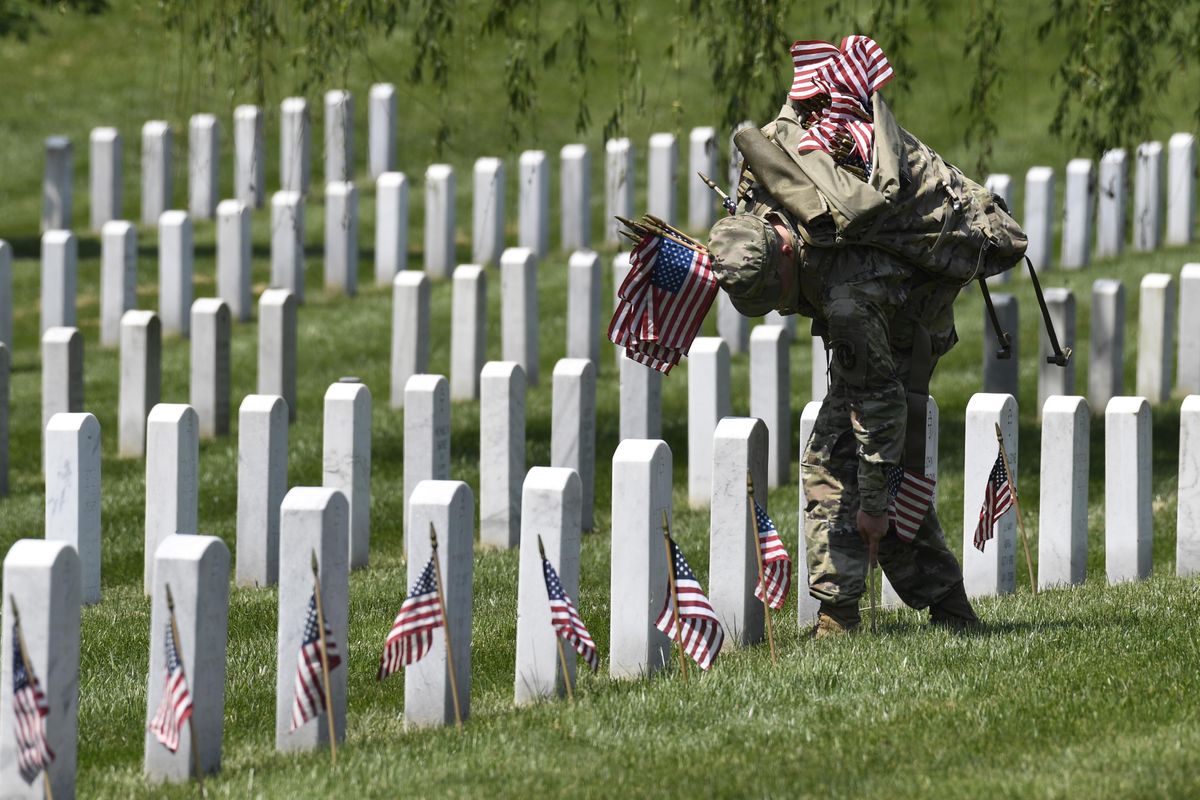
[{"xmin": 802, "ymin": 383, "xmax": 965, "ymax": 610}]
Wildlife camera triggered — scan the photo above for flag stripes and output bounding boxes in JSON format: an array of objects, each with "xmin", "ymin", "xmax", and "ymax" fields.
[
  {"xmin": 974, "ymin": 448, "xmax": 1014, "ymax": 551},
  {"xmin": 752, "ymin": 500, "xmax": 792, "ymax": 610},
  {"xmin": 887, "ymin": 465, "xmax": 938, "ymax": 542},
  {"xmin": 290, "ymin": 592, "xmax": 342, "ymax": 731},
  {"xmin": 11, "ymin": 621, "xmax": 54, "ymax": 784},
  {"xmin": 148, "ymin": 618, "xmax": 194, "ymax": 754},
  {"xmin": 542, "ymin": 556, "xmax": 600, "ymax": 672},
  {"xmin": 378, "ymin": 558, "xmax": 444, "ymax": 680},
  {"xmin": 654, "ymin": 538, "xmax": 724, "ymax": 671}
]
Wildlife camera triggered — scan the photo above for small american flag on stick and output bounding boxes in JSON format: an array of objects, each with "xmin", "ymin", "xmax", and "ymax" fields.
[
  {"xmin": 290, "ymin": 591, "xmax": 342, "ymax": 731},
  {"xmin": 887, "ymin": 465, "xmax": 937, "ymax": 542},
  {"xmin": 655, "ymin": 537, "xmax": 724, "ymax": 671},
  {"xmin": 974, "ymin": 447, "xmax": 1014, "ymax": 551},
  {"xmin": 10, "ymin": 606, "xmax": 54, "ymax": 785},
  {"xmin": 378, "ymin": 557, "xmax": 443, "ymax": 680},
  {"xmin": 148, "ymin": 615, "xmax": 194, "ymax": 754},
  {"xmin": 541, "ymin": 552, "xmax": 599, "ymax": 672},
  {"xmin": 752, "ymin": 500, "xmax": 792, "ymax": 610}
]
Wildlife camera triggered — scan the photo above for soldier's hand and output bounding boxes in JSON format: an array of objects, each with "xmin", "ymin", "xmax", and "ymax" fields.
[{"xmin": 856, "ymin": 510, "xmax": 888, "ymax": 565}]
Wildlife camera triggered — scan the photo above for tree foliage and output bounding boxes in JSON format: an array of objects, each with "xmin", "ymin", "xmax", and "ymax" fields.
[{"xmin": 0, "ymin": 0, "xmax": 106, "ymax": 40}]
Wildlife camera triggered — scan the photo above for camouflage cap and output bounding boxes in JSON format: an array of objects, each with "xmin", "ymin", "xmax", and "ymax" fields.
[{"xmin": 707, "ymin": 214, "xmax": 781, "ymax": 317}]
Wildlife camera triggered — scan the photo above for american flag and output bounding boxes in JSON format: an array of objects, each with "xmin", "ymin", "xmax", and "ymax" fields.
[
  {"xmin": 542, "ymin": 556, "xmax": 599, "ymax": 672},
  {"xmin": 887, "ymin": 465, "xmax": 937, "ymax": 542},
  {"xmin": 11, "ymin": 620, "xmax": 54, "ymax": 784},
  {"xmin": 607, "ymin": 233, "xmax": 718, "ymax": 374},
  {"xmin": 654, "ymin": 538, "xmax": 725, "ymax": 671},
  {"xmin": 752, "ymin": 501, "xmax": 792, "ymax": 610},
  {"xmin": 973, "ymin": 448, "xmax": 1014, "ymax": 551},
  {"xmin": 378, "ymin": 557, "xmax": 443, "ymax": 680},
  {"xmin": 290, "ymin": 591, "xmax": 342, "ymax": 731},
  {"xmin": 148, "ymin": 618, "xmax": 194, "ymax": 754}
]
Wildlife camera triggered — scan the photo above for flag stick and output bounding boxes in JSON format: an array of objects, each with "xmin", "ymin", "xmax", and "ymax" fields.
[
  {"xmin": 309, "ymin": 551, "xmax": 338, "ymax": 764},
  {"xmin": 745, "ymin": 473, "xmax": 777, "ymax": 665},
  {"xmin": 660, "ymin": 510, "xmax": 689, "ymax": 684},
  {"xmin": 994, "ymin": 423, "xmax": 1038, "ymax": 596},
  {"xmin": 868, "ymin": 546, "xmax": 878, "ymax": 634},
  {"xmin": 164, "ymin": 585, "xmax": 205, "ymax": 797},
  {"xmin": 10, "ymin": 598, "xmax": 55, "ymax": 800},
  {"xmin": 537, "ymin": 536, "xmax": 575, "ymax": 703},
  {"xmin": 429, "ymin": 525, "xmax": 464, "ymax": 731}
]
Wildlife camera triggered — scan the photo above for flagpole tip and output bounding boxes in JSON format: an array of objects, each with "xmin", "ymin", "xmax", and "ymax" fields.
[
  {"xmin": 661, "ymin": 509, "xmax": 670, "ymax": 536},
  {"xmin": 164, "ymin": 582, "xmax": 175, "ymax": 611},
  {"xmin": 429, "ymin": 522, "xmax": 438, "ymax": 549},
  {"xmin": 310, "ymin": 549, "xmax": 319, "ymax": 575},
  {"xmin": 537, "ymin": 535, "xmax": 546, "ymax": 558}
]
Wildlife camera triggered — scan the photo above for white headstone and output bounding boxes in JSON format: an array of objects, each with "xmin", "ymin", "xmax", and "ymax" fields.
[
  {"xmin": 216, "ymin": 200, "xmax": 252, "ymax": 320},
  {"xmin": 560, "ymin": 144, "xmax": 591, "ymax": 251},
  {"xmin": 324, "ymin": 181, "xmax": 358, "ymax": 296},
  {"xmin": 1179, "ymin": 264, "xmax": 1200, "ymax": 394},
  {"xmin": 274, "ymin": 488, "xmax": 349, "ymax": 751},
  {"xmin": 619, "ymin": 356, "xmax": 662, "ymax": 441},
  {"xmin": 983, "ymin": 293, "xmax": 1019, "ymax": 397},
  {"xmin": 609, "ymin": 439, "xmax": 672, "ymax": 678},
  {"xmin": 605, "ymin": 138, "xmax": 634, "ymax": 245},
  {"xmin": 1136, "ymin": 273, "xmax": 1175, "ymax": 403},
  {"xmin": 90, "ymin": 127, "xmax": 122, "ymax": 230},
  {"xmin": 881, "ymin": 396, "xmax": 940, "ymax": 609},
  {"xmin": 501, "ymin": 247, "xmax": 539, "ymax": 384},
  {"xmin": 984, "ymin": 173, "xmax": 1013, "ymax": 210},
  {"xmin": 119, "ymin": 310, "xmax": 161, "ymax": 457},
  {"xmin": 471, "ymin": 157, "xmax": 504, "ymax": 267},
  {"xmin": 271, "ymin": 191, "xmax": 305, "ymax": 302},
  {"xmin": 708, "ymin": 417, "xmax": 766, "ymax": 645},
  {"xmin": 1097, "ymin": 149, "xmax": 1126, "ymax": 258},
  {"xmin": 750, "ymin": 324, "xmax": 791, "ymax": 487},
  {"xmin": 687, "ymin": 337, "xmax": 732, "ymax": 507},
  {"xmin": 323, "ymin": 379, "xmax": 371, "ymax": 569},
  {"xmin": 717, "ymin": 293, "xmax": 748, "ymax": 354},
  {"xmin": 962, "ymin": 393, "xmax": 1017, "ymax": 598},
  {"xmin": 450, "ymin": 265, "xmax": 486, "ymax": 401},
  {"xmin": 1177, "ymin": 395, "xmax": 1200, "ymax": 577},
  {"xmin": 405, "ymin": 480, "xmax": 473, "ymax": 727},
  {"xmin": 1168, "ymin": 132, "xmax": 1196, "ymax": 246},
  {"xmin": 811, "ymin": 334, "xmax": 828, "ymax": 402},
  {"xmin": 143, "ymin": 404, "xmax": 199, "ymax": 593},
  {"xmin": 1089, "ymin": 279, "xmax": 1125, "ymax": 413},
  {"xmin": 648, "ymin": 132, "xmax": 678, "ymax": 225},
  {"xmin": 40, "ymin": 230, "xmax": 76, "ymax": 333},
  {"xmin": 190, "ymin": 299, "xmax": 231, "ymax": 437},
  {"xmin": 234, "ymin": 104, "xmax": 264, "ymax": 208},
  {"xmin": 368, "ymin": 83, "xmax": 396, "ymax": 180},
  {"xmin": 1038, "ymin": 288, "xmax": 1075, "ymax": 410},
  {"xmin": 612, "ymin": 252, "xmax": 632, "ymax": 369},
  {"xmin": 1134, "ymin": 141, "xmax": 1163, "ymax": 251},
  {"xmin": 158, "ymin": 211, "xmax": 193, "ymax": 337},
  {"xmin": 187, "ymin": 114, "xmax": 218, "ymax": 220},
  {"xmin": 375, "ymin": 172, "xmax": 408, "ymax": 284},
  {"xmin": 518, "ymin": 150, "xmax": 549, "ymax": 258},
  {"xmin": 515, "ymin": 467, "xmax": 582, "ymax": 704},
  {"xmin": 552, "ymin": 358, "xmax": 596, "ymax": 531},
  {"xmin": 236, "ymin": 395, "xmax": 288, "ymax": 587},
  {"xmin": 1061, "ymin": 158, "xmax": 1092, "ymax": 269},
  {"xmin": 41, "ymin": 327, "xmax": 83, "ymax": 433},
  {"xmin": 403, "ymin": 375, "xmax": 451, "ymax": 546},
  {"xmin": 43, "ymin": 136, "xmax": 72, "ymax": 232},
  {"xmin": 100, "ymin": 220, "xmax": 137, "ymax": 347},
  {"xmin": 424, "ymin": 164, "xmax": 456, "ymax": 279},
  {"xmin": 258, "ymin": 289, "xmax": 297, "ymax": 422},
  {"xmin": 45, "ymin": 412, "xmax": 101, "ymax": 604},
  {"xmin": 142, "ymin": 121, "xmax": 173, "ymax": 226},
  {"xmin": 567, "ymin": 250, "xmax": 601, "ymax": 364},
  {"xmin": 1024, "ymin": 166, "xmax": 1054, "ymax": 271},
  {"xmin": 796, "ymin": 400, "xmax": 823, "ymax": 626},
  {"xmin": 480, "ymin": 361, "xmax": 525, "ymax": 550},
  {"xmin": 1105, "ymin": 396, "xmax": 1152, "ymax": 582},
  {"xmin": 0, "ymin": 541, "xmax": 80, "ymax": 798},
  {"xmin": 688, "ymin": 127, "xmax": 717, "ymax": 231},
  {"xmin": 280, "ymin": 97, "xmax": 311, "ymax": 194},
  {"xmin": 763, "ymin": 310, "xmax": 797, "ymax": 339},
  {"xmin": 0, "ymin": 343, "xmax": 7, "ymax": 496},
  {"xmin": 324, "ymin": 90, "xmax": 353, "ymax": 184},
  {"xmin": 144, "ymin": 534, "xmax": 229, "ymax": 782},
  {"xmin": 391, "ymin": 271, "xmax": 430, "ymax": 409},
  {"xmin": 1037, "ymin": 396, "xmax": 1089, "ymax": 589}
]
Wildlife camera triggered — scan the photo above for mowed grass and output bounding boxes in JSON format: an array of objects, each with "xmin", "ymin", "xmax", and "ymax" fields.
[{"xmin": 1, "ymin": 1, "xmax": 1200, "ymax": 797}]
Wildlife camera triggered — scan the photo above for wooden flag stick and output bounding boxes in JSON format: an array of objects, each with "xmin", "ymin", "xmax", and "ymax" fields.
[
  {"xmin": 868, "ymin": 547, "xmax": 878, "ymax": 634},
  {"xmin": 994, "ymin": 423, "xmax": 1038, "ymax": 596},
  {"xmin": 10, "ymin": 598, "xmax": 55, "ymax": 800},
  {"xmin": 745, "ymin": 473, "xmax": 777, "ymax": 665},
  {"xmin": 164, "ymin": 585, "xmax": 205, "ymax": 796},
  {"xmin": 660, "ymin": 511, "xmax": 689, "ymax": 684},
  {"xmin": 309, "ymin": 551, "xmax": 338, "ymax": 764},
  {"xmin": 430, "ymin": 525, "xmax": 464, "ymax": 731},
  {"xmin": 537, "ymin": 536, "xmax": 575, "ymax": 703}
]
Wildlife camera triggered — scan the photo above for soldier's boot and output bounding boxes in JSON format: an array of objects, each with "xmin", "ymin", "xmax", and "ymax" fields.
[
  {"xmin": 811, "ymin": 602, "xmax": 861, "ymax": 639},
  {"xmin": 929, "ymin": 581, "xmax": 982, "ymax": 631}
]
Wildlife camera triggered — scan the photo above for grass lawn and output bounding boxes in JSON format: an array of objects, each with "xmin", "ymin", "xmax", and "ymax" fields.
[{"xmin": 2, "ymin": 1, "xmax": 1200, "ymax": 797}]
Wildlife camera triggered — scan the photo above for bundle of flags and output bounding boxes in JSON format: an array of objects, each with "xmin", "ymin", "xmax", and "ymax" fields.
[
  {"xmin": 608, "ymin": 215, "xmax": 719, "ymax": 375},
  {"xmin": 752, "ymin": 501, "xmax": 792, "ymax": 610},
  {"xmin": 11, "ymin": 620, "xmax": 54, "ymax": 784},
  {"xmin": 654, "ymin": 537, "xmax": 724, "ymax": 671},
  {"xmin": 887, "ymin": 464, "xmax": 938, "ymax": 542},
  {"xmin": 788, "ymin": 35, "xmax": 894, "ymax": 176},
  {"xmin": 148, "ymin": 618, "xmax": 194, "ymax": 754},
  {"xmin": 542, "ymin": 553, "xmax": 599, "ymax": 672},
  {"xmin": 974, "ymin": 446, "xmax": 1014, "ymax": 551},
  {"xmin": 378, "ymin": 557, "xmax": 443, "ymax": 680},
  {"xmin": 290, "ymin": 591, "xmax": 342, "ymax": 731}
]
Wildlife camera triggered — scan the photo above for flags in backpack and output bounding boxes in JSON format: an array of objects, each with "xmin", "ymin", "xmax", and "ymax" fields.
[
  {"xmin": 290, "ymin": 591, "xmax": 342, "ymax": 731},
  {"xmin": 541, "ymin": 555, "xmax": 599, "ymax": 672},
  {"xmin": 11, "ymin": 619, "xmax": 54, "ymax": 784},
  {"xmin": 654, "ymin": 537, "xmax": 724, "ymax": 671},
  {"xmin": 752, "ymin": 500, "xmax": 792, "ymax": 610},
  {"xmin": 378, "ymin": 557, "xmax": 443, "ymax": 680},
  {"xmin": 887, "ymin": 464, "xmax": 937, "ymax": 542},
  {"xmin": 148, "ymin": 618, "xmax": 195, "ymax": 754},
  {"xmin": 973, "ymin": 448, "xmax": 1014, "ymax": 551}
]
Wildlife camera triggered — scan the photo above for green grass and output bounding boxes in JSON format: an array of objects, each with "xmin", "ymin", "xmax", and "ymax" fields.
[{"xmin": 2, "ymin": 1, "xmax": 1200, "ymax": 797}]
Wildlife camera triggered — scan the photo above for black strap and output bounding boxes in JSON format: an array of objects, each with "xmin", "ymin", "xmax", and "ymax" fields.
[
  {"xmin": 1024, "ymin": 255, "xmax": 1073, "ymax": 367},
  {"xmin": 903, "ymin": 325, "xmax": 932, "ymax": 471}
]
